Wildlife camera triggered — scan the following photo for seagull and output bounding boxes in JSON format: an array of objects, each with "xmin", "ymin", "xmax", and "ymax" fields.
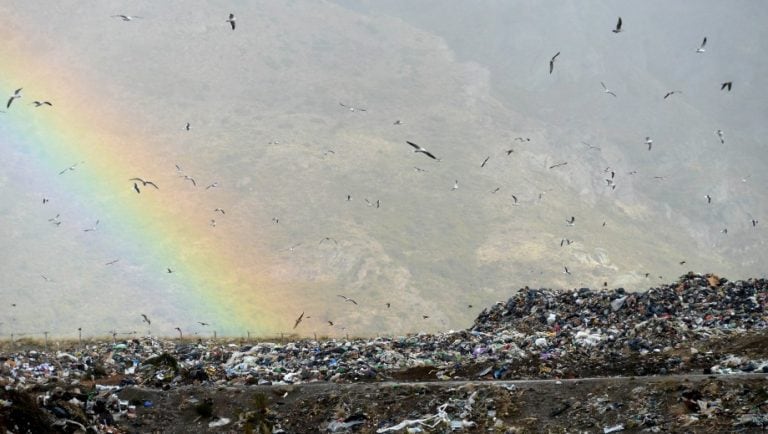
[
  {"xmin": 320, "ymin": 237, "xmax": 338, "ymax": 245},
  {"xmin": 721, "ymin": 228, "xmax": 728, "ymax": 235},
  {"xmin": 505, "ymin": 149, "xmax": 515, "ymax": 156},
  {"xmin": 59, "ymin": 161, "xmax": 84, "ymax": 175},
  {"xmin": 491, "ymin": 187, "xmax": 500, "ymax": 194},
  {"xmin": 696, "ymin": 37, "xmax": 707, "ymax": 53},
  {"xmin": 129, "ymin": 178, "xmax": 159, "ymax": 189},
  {"xmin": 293, "ymin": 312, "xmax": 304, "ymax": 329},
  {"xmin": 386, "ymin": 302, "xmax": 391, "ymax": 308},
  {"xmin": 715, "ymin": 129, "xmax": 725, "ymax": 144},
  {"xmin": 451, "ymin": 180, "xmax": 459, "ymax": 191},
  {"xmin": 272, "ymin": 217, "xmax": 280, "ymax": 223},
  {"xmin": 645, "ymin": 137, "xmax": 653, "ymax": 151},
  {"xmin": 105, "ymin": 259, "xmax": 120, "ymax": 265},
  {"xmin": 337, "ymin": 294, "xmax": 358, "ymax": 305},
  {"xmin": 481, "ymin": 156, "xmax": 490, "ymax": 167},
  {"xmin": 612, "ymin": 17, "xmax": 623, "ymax": 33},
  {"xmin": 422, "ymin": 315, "xmax": 430, "ymax": 319},
  {"xmin": 663, "ymin": 90, "xmax": 682, "ymax": 99},
  {"xmin": 721, "ymin": 81, "xmax": 733, "ymax": 91},
  {"xmin": 549, "ymin": 162, "xmax": 567, "ymax": 169},
  {"xmin": 174, "ymin": 327, "xmax": 182, "ymax": 338},
  {"xmin": 83, "ymin": 219, "xmax": 99, "ymax": 232},
  {"xmin": 582, "ymin": 141, "xmax": 601, "ymax": 151},
  {"xmin": 752, "ymin": 219, "xmax": 759, "ymax": 227},
  {"xmin": 563, "ymin": 266, "xmax": 572, "ymax": 275},
  {"xmin": 206, "ymin": 182, "xmax": 219, "ymax": 190},
  {"xmin": 182, "ymin": 175, "xmax": 197, "ymax": 186},
  {"xmin": 112, "ymin": 15, "xmax": 142, "ymax": 21},
  {"xmin": 560, "ymin": 238, "xmax": 572, "ymax": 247},
  {"xmin": 393, "ymin": 120, "xmax": 402, "ymax": 125},
  {"xmin": 406, "ymin": 141, "xmax": 439, "ymax": 160},
  {"xmin": 31, "ymin": 101, "xmax": 53, "ymax": 107},
  {"xmin": 213, "ymin": 208, "xmax": 226, "ymax": 214},
  {"xmin": 327, "ymin": 320, "xmax": 334, "ymax": 326},
  {"xmin": 549, "ymin": 51, "xmax": 560, "ymax": 74},
  {"xmin": 141, "ymin": 314, "xmax": 151, "ymax": 325},
  {"xmin": 167, "ymin": 268, "xmax": 173, "ymax": 273},
  {"xmin": 413, "ymin": 167, "xmax": 428, "ymax": 172},
  {"xmin": 198, "ymin": 322, "xmax": 210, "ymax": 326},
  {"xmin": 185, "ymin": 122, "xmax": 191, "ymax": 131},
  {"xmin": 209, "ymin": 219, "xmax": 216, "ymax": 227},
  {"xmin": 338, "ymin": 102, "xmax": 366, "ymax": 112},
  {"xmin": 226, "ymin": 13, "xmax": 236, "ymax": 30},
  {"xmin": 6, "ymin": 88, "xmax": 22, "ymax": 109},
  {"xmin": 705, "ymin": 194, "xmax": 712, "ymax": 204},
  {"xmin": 40, "ymin": 274, "xmax": 52, "ymax": 282},
  {"xmin": 600, "ymin": 82, "xmax": 617, "ymax": 97},
  {"xmin": 286, "ymin": 243, "xmax": 302, "ymax": 253},
  {"xmin": 511, "ymin": 194, "xmax": 519, "ymax": 205},
  {"xmin": 566, "ymin": 216, "xmax": 575, "ymax": 226},
  {"xmin": 513, "ymin": 137, "xmax": 531, "ymax": 142}
]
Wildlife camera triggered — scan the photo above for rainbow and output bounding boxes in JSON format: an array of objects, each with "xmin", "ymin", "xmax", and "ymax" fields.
[{"xmin": 0, "ymin": 37, "xmax": 293, "ymax": 337}]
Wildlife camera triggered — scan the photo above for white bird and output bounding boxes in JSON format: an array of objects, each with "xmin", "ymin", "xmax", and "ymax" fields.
[
  {"xmin": 31, "ymin": 101, "xmax": 52, "ymax": 107},
  {"xmin": 705, "ymin": 194, "xmax": 712, "ymax": 204},
  {"xmin": 112, "ymin": 15, "xmax": 142, "ymax": 21},
  {"xmin": 226, "ymin": 13, "xmax": 236, "ymax": 30},
  {"xmin": 563, "ymin": 266, "xmax": 572, "ymax": 275},
  {"xmin": 715, "ymin": 129, "xmax": 725, "ymax": 144},
  {"xmin": 645, "ymin": 137, "xmax": 653, "ymax": 151},
  {"xmin": 600, "ymin": 82, "xmax": 617, "ymax": 97},
  {"xmin": 406, "ymin": 141, "xmax": 439, "ymax": 160},
  {"xmin": 451, "ymin": 180, "xmax": 459, "ymax": 191},
  {"xmin": 337, "ymin": 294, "xmax": 358, "ymax": 305},
  {"xmin": 566, "ymin": 216, "xmax": 575, "ymax": 226},
  {"xmin": 6, "ymin": 88, "xmax": 22, "ymax": 109},
  {"xmin": 83, "ymin": 219, "xmax": 100, "ymax": 232},
  {"xmin": 696, "ymin": 37, "xmax": 707, "ymax": 53}
]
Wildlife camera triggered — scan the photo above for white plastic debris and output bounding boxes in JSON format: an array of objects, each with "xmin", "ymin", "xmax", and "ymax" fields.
[
  {"xmin": 208, "ymin": 417, "xmax": 231, "ymax": 428},
  {"xmin": 603, "ymin": 423, "xmax": 624, "ymax": 433}
]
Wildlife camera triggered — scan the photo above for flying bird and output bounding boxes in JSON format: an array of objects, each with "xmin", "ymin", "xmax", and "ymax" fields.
[
  {"xmin": 612, "ymin": 17, "xmax": 623, "ymax": 33},
  {"xmin": 505, "ymin": 149, "xmax": 515, "ymax": 156},
  {"xmin": 293, "ymin": 312, "xmax": 304, "ymax": 329},
  {"xmin": 721, "ymin": 81, "xmax": 733, "ymax": 91},
  {"xmin": 696, "ymin": 37, "xmax": 707, "ymax": 53},
  {"xmin": 386, "ymin": 302, "xmax": 391, "ymax": 308},
  {"xmin": 167, "ymin": 268, "xmax": 173, "ymax": 273},
  {"xmin": 645, "ymin": 137, "xmax": 653, "ymax": 151},
  {"xmin": 31, "ymin": 101, "xmax": 52, "ymax": 107},
  {"xmin": 563, "ymin": 266, "xmax": 572, "ymax": 275},
  {"xmin": 226, "ymin": 13, "xmax": 236, "ymax": 30},
  {"xmin": 566, "ymin": 216, "xmax": 575, "ymax": 226},
  {"xmin": 337, "ymin": 294, "xmax": 358, "ymax": 305},
  {"xmin": 451, "ymin": 180, "xmax": 459, "ymax": 191},
  {"xmin": 582, "ymin": 142, "xmax": 601, "ymax": 151},
  {"xmin": 481, "ymin": 156, "xmax": 490, "ymax": 167},
  {"xmin": 198, "ymin": 322, "xmax": 210, "ymax": 326},
  {"xmin": 339, "ymin": 102, "xmax": 366, "ymax": 112},
  {"xmin": 129, "ymin": 178, "xmax": 159, "ymax": 189},
  {"xmin": 83, "ymin": 219, "xmax": 99, "ymax": 232},
  {"xmin": 511, "ymin": 194, "xmax": 519, "ymax": 205},
  {"xmin": 206, "ymin": 182, "xmax": 219, "ymax": 190},
  {"xmin": 182, "ymin": 175, "xmax": 197, "ymax": 186},
  {"xmin": 663, "ymin": 90, "xmax": 682, "ymax": 99},
  {"xmin": 320, "ymin": 237, "xmax": 338, "ymax": 245},
  {"xmin": 6, "ymin": 88, "xmax": 22, "ymax": 109},
  {"xmin": 393, "ymin": 120, "xmax": 402, "ymax": 125},
  {"xmin": 59, "ymin": 161, "xmax": 84, "ymax": 175},
  {"xmin": 549, "ymin": 162, "xmax": 568, "ymax": 169},
  {"xmin": 752, "ymin": 219, "xmax": 759, "ymax": 227},
  {"xmin": 491, "ymin": 187, "xmax": 500, "ymax": 194},
  {"xmin": 327, "ymin": 320, "xmax": 334, "ymax": 326},
  {"xmin": 560, "ymin": 238, "xmax": 573, "ymax": 247},
  {"xmin": 141, "ymin": 314, "xmax": 151, "ymax": 325},
  {"xmin": 174, "ymin": 327, "xmax": 182, "ymax": 338},
  {"xmin": 112, "ymin": 15, "xmax": 142, "ymax": 21},
  {"xmin": 185, "ymin": 122, "xmax": 191, "ymax": 131},
  {"xmin": 549, "ymin": 51, "xmax": 560, "ymax": 74},
  {"xmin": 705, "ymin": 194, "xmax": 712, "ymax": 204},
  {"xmin": 715, "ymin": 129, "xmax": 725, "ymax": 144},
  {"xmin": 406, "ymin": 141, "xmax": 439, "ymax": 160},
  {"xmin": 600, "ymin": 82, "xmax": 617, "ymax": 97},
  {"xmin": 213, "ymin": 208, "xmax": 226, "ymax": 214},
  {"xmin": 105, "ymin": 259, "xmax": 120, "ymax": 265}
]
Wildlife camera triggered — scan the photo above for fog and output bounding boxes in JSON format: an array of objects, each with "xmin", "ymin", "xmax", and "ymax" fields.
[{"xmin": 0, "ymin": 1, "xmax": 765, "ymax": 337}]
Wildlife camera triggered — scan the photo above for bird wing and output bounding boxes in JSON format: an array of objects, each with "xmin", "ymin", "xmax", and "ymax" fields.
[
  {"xmin": 231, "ymin": 21, "xmax": 235, "ymax": 30},
  {"xmin": 607, "ymin": 91, "xmax": 617, "ymax": 97},
  {"xmin": 14, "ymin": 88, "xmax": 22, "ymax": 95},
  {"xmin": 420, "ymin": 150, "xmax": 438, "ymax": 160},
  {"xmin": 129, "ymin": 177, "xmax": 145, "ymax": 183},
  {"xmin": 701, "ymin": 37, "xmax": 707, "ymax": 48},
  {"xmin": 664, "ymin": 92, "xmax": 671, "ymax": 99},
  {"xmin": 406, "ymin": 141, "xmax": 421, "ymax": 150},
  {"xmin": 616, "ymin": 17, "xmax": 622, "ymax": 30},
  {"xmin": 134, "ymin": 183, "xmax": 141, "ymax": 193},
  {"xmin": 293, "ymin": 312, "xmax": 304, "ymax": 329},
  {"xmin": 721, "ymin": 82, "xmax": 727, "ymax": 90},
  {"xmin": 6, "ymin": 97, "xmax": 13, "ymax": 109},
  {"xmin": 145, "ymin": 181, "xmax": 159, "ymax": 189},
  {"xmin": 481, "ymin": 157, "xmax": 489, "ymax": 167},
  {"xmin": 552, "ymin": 51, "xmax": 560, "ymax": 61},
  {"xmin": 601, "ymin": 81, "xmax": 607, "ymax": 90}
]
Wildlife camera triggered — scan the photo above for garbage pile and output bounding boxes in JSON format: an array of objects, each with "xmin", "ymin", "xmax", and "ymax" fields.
[{"xmin": 1, "ymin": 273, "xmax": 767, "ymax": 432}]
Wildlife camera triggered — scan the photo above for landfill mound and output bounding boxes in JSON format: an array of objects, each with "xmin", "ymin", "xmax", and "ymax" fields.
[{"xmin": 1, "ymin": 273, "xmax": 768, "ymax": 433}]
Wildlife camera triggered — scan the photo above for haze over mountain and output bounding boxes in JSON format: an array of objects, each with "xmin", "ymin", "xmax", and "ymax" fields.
[{"xmin": 1, "ymin": 0, "xmax": 765, "ymax": 337}]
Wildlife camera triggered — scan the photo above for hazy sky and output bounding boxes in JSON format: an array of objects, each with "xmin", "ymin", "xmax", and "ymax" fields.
[{"xmin": 0, "ymin": 1, "xmax": 765, "ymax": 338}]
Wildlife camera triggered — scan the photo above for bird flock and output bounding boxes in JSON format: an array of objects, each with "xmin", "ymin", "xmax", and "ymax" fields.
[{"xmin": 2, "ymin": 9, "xmax": 763, "ymax": 337}]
